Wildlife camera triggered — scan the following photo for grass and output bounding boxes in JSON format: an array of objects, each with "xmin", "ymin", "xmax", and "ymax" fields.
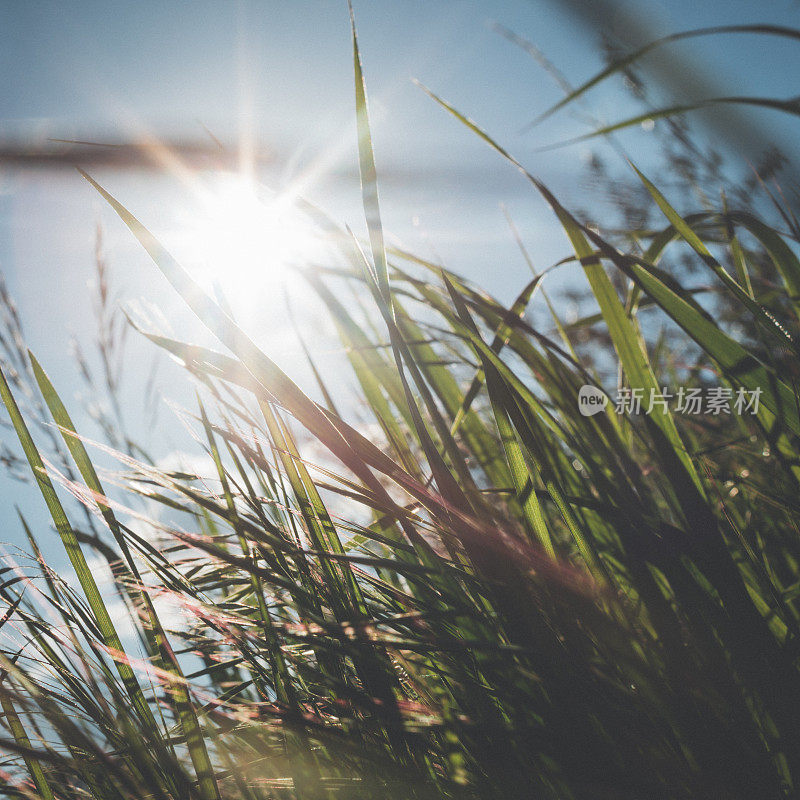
[{"xmin": 1, "ymin": 13, "xmax": 800, "ymax": 800}]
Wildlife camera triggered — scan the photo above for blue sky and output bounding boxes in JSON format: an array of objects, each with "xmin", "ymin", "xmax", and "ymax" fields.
[{"xmin": 1, "ymin": 0, "xmax": 799, "ymax": 563}]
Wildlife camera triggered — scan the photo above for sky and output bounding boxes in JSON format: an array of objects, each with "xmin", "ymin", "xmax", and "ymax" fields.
[{"xmin": 1, "ymin": 0, "xmax": 799, "ymax": 565}]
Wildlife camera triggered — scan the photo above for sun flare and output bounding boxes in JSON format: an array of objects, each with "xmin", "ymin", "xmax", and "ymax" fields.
[{"xmin": 178, "ymin": 175, "xmax": 325, "ymax": 305}]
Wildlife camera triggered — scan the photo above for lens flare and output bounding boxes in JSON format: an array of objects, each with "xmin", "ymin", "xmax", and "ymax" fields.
[{"xmin": 178, "ymin": 175, "xmax": 324, "ymax": 307}]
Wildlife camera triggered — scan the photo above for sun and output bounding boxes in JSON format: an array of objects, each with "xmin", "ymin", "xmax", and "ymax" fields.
[{"xmin": 177, "ymin": 175, "xmax": 325, "ymax": 308}]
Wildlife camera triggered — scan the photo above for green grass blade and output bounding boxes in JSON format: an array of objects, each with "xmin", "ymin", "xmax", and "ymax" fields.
[
  {"xmin": 349, "ymin": 1, "xmax": 390, "ymax": 305},
  {"xmin": 0, "ymin": 364, "xmax": 160, "ymax": 733},
  {"xmin": 631, "ymin": 163, "xmax": 796, "ymax": 348},
  {"xmin": 535, "ymin": 181, "xmax": 705, "ymax": 496},
  {"xmin": 536, "ymin": 95, "xmax": 800, "ymax": 152},
  {"xmin": 583, "ymin": 228, "xmax": 800, "ymax": 437},
  {"xmin": 29, "ymin": 354, "xmax": 221, "ymax": 800},
  {"xmin": 0, "ymin": 686, "xmax": 55, "ymax": 800},
  {"xmin": 526, "ymin": 24, "xmax": 800, "ymax": 128}
]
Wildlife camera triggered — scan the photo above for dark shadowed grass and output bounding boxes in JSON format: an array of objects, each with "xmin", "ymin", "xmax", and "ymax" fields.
[{"xmin": 1, "ymin": 15, "xmax": 800, "ymax": 800}]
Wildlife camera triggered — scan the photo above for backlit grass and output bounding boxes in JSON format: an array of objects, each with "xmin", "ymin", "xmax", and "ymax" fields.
[{"xmin": 1, "ymin": 13, "xmax": 800, "ymax": 800}]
